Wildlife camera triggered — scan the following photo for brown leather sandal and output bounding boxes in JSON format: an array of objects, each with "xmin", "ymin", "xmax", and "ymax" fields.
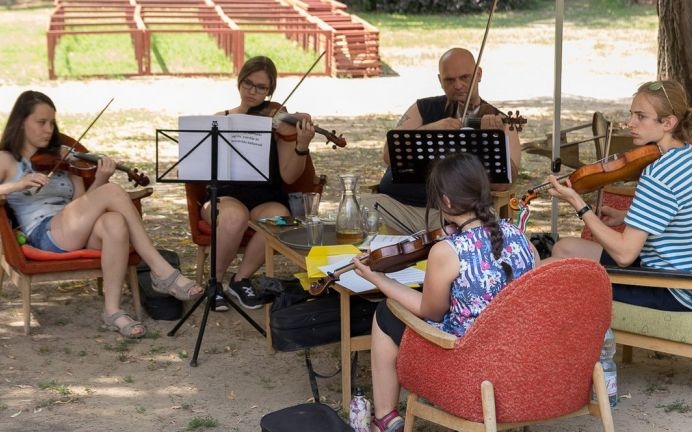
[
  {"xmin": 151, "ymin": 269, "xmax": 203, "ymax": 301},
  {"xmin": 102, "ymin": 310, "xmax": 147, "ymax": 339}
]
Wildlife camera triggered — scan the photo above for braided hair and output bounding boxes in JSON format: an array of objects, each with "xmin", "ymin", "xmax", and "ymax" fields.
[{"xmin": 426, "ymin": 153, "xmax": 513, "ymax": 282}]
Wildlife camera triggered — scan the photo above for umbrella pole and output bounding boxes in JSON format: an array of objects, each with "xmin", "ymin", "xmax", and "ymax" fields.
[{"xmin": 551, "ymin": 0, "xmax": 565, "ymax": 238}]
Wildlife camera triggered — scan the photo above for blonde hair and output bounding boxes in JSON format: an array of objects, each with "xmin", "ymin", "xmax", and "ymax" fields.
[{"xmin": 637, "ymin": 80, "xmax": 691, "ymax": 142}]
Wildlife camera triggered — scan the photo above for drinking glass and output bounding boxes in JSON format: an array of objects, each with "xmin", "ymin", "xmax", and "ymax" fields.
[
  {"xmin": 302, "ymin": 192, "xmax": 321, "ymax": 219},
  {"xmin": 305, "ymin": 219, "xmax": 324, "ymax": 246},
  {"xmin": 362, "ymin": 206, "xmax": 381, "ymax": 236}
]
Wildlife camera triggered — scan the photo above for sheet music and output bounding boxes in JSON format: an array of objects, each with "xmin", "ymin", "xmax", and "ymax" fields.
[
  {"xmin": 319, "ymin": 254, "xmax": 425, "ymax": 293},
  {"xmin": 177, "ymin": 114, "xmax": 272, "ymax": 182}
]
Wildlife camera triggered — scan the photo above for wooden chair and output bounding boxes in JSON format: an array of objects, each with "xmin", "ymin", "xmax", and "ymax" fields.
[
  {"xmin": 185, "ymin": 154, "xmax": 326, "ymax": 285},
  {"xmin": 0, "ymin": 136, "xmax": 152, "ymax": 335},
  {"xmin": 390, "ymin": 258, "xmax": 615, "ymax": 432},
  {"xmin": 522, "ymin": 111, "xmax": 611, "ymax": 169}
]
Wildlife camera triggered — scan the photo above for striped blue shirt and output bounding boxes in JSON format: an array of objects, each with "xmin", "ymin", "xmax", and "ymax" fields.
[{"xmin": 624, "ymin": 143, "xmax": 692, "ymax": 309}]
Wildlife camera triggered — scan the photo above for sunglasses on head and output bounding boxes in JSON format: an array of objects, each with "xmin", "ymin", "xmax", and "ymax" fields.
[{"xmin": 648, "ymin": 81, "xmax": 676, "ymax": 115}]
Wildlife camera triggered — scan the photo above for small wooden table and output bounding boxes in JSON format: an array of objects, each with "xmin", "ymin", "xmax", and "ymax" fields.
[{"xmin": 249, "ymin": 220, "xmax": 376, "ymax": 409}]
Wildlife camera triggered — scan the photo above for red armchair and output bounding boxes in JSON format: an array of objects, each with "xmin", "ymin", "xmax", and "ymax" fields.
[{"xmin": 389, "ymin": 258, "xmax": 615, "ymax": 432}]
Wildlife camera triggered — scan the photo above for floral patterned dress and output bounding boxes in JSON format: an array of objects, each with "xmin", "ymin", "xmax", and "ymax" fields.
[{"xmin": 426, "ymin": 220, "xmax": 535, "ymax": 337}]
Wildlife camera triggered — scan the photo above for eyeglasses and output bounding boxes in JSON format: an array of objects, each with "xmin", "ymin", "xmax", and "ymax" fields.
[
  {"xmin": 240, "ymin": 79, "xmax": 269, "ymax": 94},
  {"xmin": 648, "ymin": 81, "xmax": 676, "ymax": 115}
]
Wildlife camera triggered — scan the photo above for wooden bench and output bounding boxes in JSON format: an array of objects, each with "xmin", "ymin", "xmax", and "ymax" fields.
[
  {"xmin": 606, "ymin": 266, "xmax": 692, "ymax": 361},
  {"xmin": 581, "ymin": 186, "xmax": 692, "ymax": 361}
]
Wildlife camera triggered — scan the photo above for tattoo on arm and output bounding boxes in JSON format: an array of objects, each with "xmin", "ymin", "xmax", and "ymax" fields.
[{"xmin": 396, "ymin": 114, "xmax": 410, "ymax": 127}]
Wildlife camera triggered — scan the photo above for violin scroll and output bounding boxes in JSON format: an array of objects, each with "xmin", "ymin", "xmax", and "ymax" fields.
[{"xmin": 506, "ymin": 111, "xmax": 526, "ymax": 132}]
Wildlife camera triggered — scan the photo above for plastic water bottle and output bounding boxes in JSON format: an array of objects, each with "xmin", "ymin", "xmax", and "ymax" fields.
[
  {"xmin": 594, "ymin": 328, "xmax": 618, "ymax": 407},
  {"xmin": 349, "ymin": 387, "xmax": 371, "ymax": 431}
]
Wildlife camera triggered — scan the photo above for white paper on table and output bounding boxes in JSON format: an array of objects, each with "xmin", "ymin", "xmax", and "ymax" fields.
[{"xmin": 318, "ymin": 254, "xmax": 425, "ymax": 293}]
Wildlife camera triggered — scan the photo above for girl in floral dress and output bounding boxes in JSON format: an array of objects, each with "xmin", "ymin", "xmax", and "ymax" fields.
[{"xmin": 353, "ymin": 153, "xmax": 538, "ymax": 432}]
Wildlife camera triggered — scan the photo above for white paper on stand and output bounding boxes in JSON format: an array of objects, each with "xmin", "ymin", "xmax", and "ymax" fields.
[
  {"xmin": 177, "ymin": 114, "xmax": 272, "ymax": 181},
  {"xmin": 318, "ymin": 254, "xmax": 425, "ymax": 293}
]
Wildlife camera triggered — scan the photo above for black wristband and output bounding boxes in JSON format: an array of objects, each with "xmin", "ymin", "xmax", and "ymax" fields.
[
  {"xmin": 294, "ymin": 146, "xmax": 310, "ymax": 156},
  {"xmin": 576, "ymin": 204, "xmax": 592, "ymax": 219}
]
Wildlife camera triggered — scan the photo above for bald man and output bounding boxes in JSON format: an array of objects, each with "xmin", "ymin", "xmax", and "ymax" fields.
[{"xmin": 360, "ymin": 48, "xmax": 522, "ymax": 233}]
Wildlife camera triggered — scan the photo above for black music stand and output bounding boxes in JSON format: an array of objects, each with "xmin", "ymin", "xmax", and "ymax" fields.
[
  {"xmin": 386, "ymin": 129, "xmax": 511, "ymax": 184},
  {"xmin": 156, "ymin": 119, "xmax": 270, "ymax": 366}
]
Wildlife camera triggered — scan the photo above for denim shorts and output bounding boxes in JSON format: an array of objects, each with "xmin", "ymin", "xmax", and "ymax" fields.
[{"xmin": 27, "ymin": 216, "xmax": 67, "ymax": 253}]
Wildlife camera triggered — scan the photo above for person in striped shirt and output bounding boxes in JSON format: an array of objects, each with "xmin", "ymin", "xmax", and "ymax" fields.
[{"xmin": 545, "ymin": 79, "xmax": 692, "ymax": 311}]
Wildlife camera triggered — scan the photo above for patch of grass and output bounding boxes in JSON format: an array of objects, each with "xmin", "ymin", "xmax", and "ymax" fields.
[
  {"xmin": 148, "ymin": 345, "xmax": 166, "ymax": 354},
  {"xmin": 644, "ymin": 383, "xmax": 668, "ymax": 396},
  {"xmin": 104, "ymin": 339, "xmax": 137, "ymax": 353},
  {"xmin": 657, "ymin": 400, "xmax": 692, "ymax": 414},
  {"xmin": 37, "ymin": 345, "xmax": 52, "ymax": 355},
  {"xmin": 187, "ymin": 415, "xmax": 218, "ymax": 430},
  {"xmin": 135, "ymin": 405, "xmax": 146, "ymax": 414},
  {"xmin": 123, "ymin": 375, "xmax": 134, "ymax": 384},
  {"xmin": 0, "ymin": 2, "xmax": 657, "ymax": 83},
  {"xmin": 144, "ymin": 329, "xmax": 162, "ymax": 339},
  {"xmin": 38, "ymin": 380, "xmax": 72, "ymax": 396}
]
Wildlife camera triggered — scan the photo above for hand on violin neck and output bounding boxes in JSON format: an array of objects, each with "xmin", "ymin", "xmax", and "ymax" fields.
[
  {"xmin": 429, "ymin": 117, "xmax": 462, "ymax": 130},
  {"xmin": 480, "ymin": 114, "xmax": 503, "ymax": 129},
  {"xmin": 546, "ymin": 175, "xmax": 584, "ymax": 208}
]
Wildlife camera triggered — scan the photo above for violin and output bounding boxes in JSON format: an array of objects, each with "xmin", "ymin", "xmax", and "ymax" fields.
[
  {"xmin": 463, "ymin": 110, "xmax": 526, "ymax": 132},
  {"xmin": 249, "ymin": 101, "xmax": 347, "ymax": 149},
  {"xmin": 510, "ymin": 144, "xmax": 660, "ymax": 209},
  {"xmin": 31, "ymin": 134, "xmax": 150, "ymax": 187},
  {"xmin": 456, "ymin": 102, "xmax": 526, "ymax": 132},
  {"xmin": 309, "ymin": 225, "xmax": 456, "ymax": 296}
]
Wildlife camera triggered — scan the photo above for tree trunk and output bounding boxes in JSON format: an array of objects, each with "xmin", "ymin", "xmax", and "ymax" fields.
[{"xmin": 657, "ymin": 0, "xmax": 692, "ymax": 102}]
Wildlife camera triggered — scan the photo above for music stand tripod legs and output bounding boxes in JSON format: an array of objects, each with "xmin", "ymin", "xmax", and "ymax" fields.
[{"xmin": 166, "ymin": 123, "xmax": 266, "ymax": 367}]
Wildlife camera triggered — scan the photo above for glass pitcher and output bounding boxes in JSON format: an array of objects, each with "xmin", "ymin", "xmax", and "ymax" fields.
[{"xmin": 336, "ymin": 174, "xmax": 364, "ymax": 245}]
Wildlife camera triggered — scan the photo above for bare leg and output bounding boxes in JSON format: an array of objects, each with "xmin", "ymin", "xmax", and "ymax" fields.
[
  {"xmin": 202, "ymin": 197, "xmax": 249, "ymax": 282},
  {"xmin": 89, "ymin": 212, "xmax": 144, "ymax": 336},
  {"xmin": 371, "ymin": 318, "xmax": 401, "ymax": 420},
  {"xmin": 233, "ymin": 201, "xmax": 290, "ymax": 281},
  {"xmin": 50, "ymin": 183, "xmax": 201, "ymax": 295},
  {"xmin": 541, "ymin": 237, "xmax": 603, "ymax": 265}
]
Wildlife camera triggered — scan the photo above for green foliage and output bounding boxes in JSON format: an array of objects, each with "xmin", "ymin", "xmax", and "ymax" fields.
[
  {"xmin": 187, "ymin": 415, "xmax": 218, "ymax": 430},
  {"xmin": 657, "ymin": 400, "xmax": 692, "ymax": 413},
  {"xmin": 0, "ymin": 1, "xmax": 658, "ymax": 83},
  {"xmin": 38, "ymin": 380, "xmax": 72, "ymax": 396},
  {"xmin": 348, "ymin": 0, "xmax": 541, "ymax": 13}
]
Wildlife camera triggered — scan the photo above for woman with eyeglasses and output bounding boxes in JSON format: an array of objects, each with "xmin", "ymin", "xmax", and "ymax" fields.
[
  {"xmin": 544, "ymin": 79, "xmax": 692, "ymax": 311},
  {"xmin": 207, "ymin": 56, "xmax": 316, "ymax": 311}
]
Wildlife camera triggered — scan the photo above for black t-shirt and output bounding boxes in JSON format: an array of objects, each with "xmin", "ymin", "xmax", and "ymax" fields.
[{"xmin": 378, "ymin": 96, "xmax": 500, "ymax": 207}]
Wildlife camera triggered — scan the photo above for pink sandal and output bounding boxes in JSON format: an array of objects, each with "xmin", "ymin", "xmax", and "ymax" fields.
[{"xmin": 372, "ymin": 409, "xmax": 404, "ymax": 432}]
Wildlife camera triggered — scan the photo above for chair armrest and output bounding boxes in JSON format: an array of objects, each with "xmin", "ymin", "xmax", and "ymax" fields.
[
  {"xmin": 128, "ymin": 187, "xmax": 154, "ymax": 201},
  {"xmin": 602, "ymin": 185, "xmax": 636, "ymax": 196},
  {"xmin": 128, "ymin": 187, "xmax": 154, "ymax": 216},
  {"xmin": 387, "ymin": 298, "xmax": 457, "ymax": 349}
]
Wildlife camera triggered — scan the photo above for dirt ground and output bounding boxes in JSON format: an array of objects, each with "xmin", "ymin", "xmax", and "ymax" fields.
[{"xmin": 2, "ymin": 8, "xmax": 692, "ymax": 432}]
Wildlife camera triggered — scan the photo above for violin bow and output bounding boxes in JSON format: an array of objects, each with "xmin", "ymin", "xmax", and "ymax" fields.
[
  {"xmin": 458, "ymin": 0, "xmax": 499, "ymax": 122},
  {"xmin": 594, "ymin": 122, "xmax": 614, "ymax": 216},
  {"xmin": 46, "ymin": 97, "xmax": 115, "ymax": 178},
  {"xmin": 271, "ymin": 50, "xmax": 326, "ymax": 119}
]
